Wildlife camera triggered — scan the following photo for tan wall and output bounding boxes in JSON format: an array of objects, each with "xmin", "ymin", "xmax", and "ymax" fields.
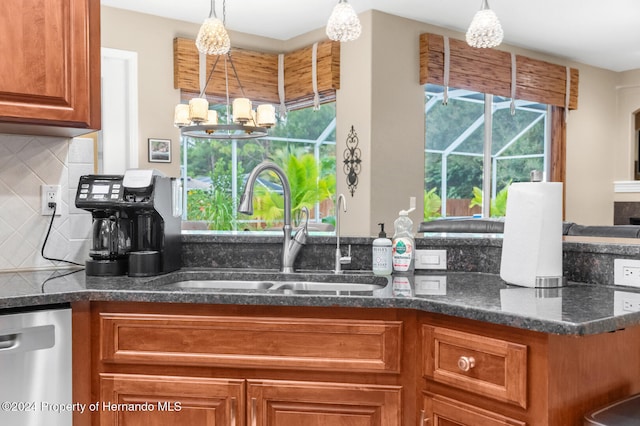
[
  {"xmin": 100, "ymin": 7, "xmax": 286, "ymax": 177},
  {"xmin": 101, "ymin": 6, "xmax": 633, "ymax": 232}
]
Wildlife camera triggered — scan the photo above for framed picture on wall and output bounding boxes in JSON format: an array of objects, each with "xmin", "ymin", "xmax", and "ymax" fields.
[{"xmin": 148, "ymin": 138, "xmax": 171, "ymax": 163}]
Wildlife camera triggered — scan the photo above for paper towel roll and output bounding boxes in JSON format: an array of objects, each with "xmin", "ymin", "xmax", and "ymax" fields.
[{"xmin": 500, "ymin": 182, "xmax": 563, "ymax": 287}]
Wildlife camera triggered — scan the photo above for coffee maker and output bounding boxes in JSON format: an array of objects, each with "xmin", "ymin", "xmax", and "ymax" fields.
[{"xmin": 76, "ymin": 169, "xmax": 182, "ymax": 277}]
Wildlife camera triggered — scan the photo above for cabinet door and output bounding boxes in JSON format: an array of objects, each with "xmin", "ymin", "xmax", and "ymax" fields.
[
  {"xmin": 0, "ymin": 0, "xmax": 100, "ymax": 135},
  {"xmin": 100, "ymin": 374, "xmax": 245, "ymax": 426},
  {"xmin": 247, "ymin": 380, "xmax": 402, "ymax": 426},
  {"xmin": 423, "ymin": 394, "xmax": 526, "ymax": 426}
]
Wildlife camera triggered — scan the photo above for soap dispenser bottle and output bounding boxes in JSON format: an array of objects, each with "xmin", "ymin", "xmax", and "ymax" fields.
[
  {"xmin": 372, "ymin": 223, "xmax": 392, "ymax": 276},
  {"xmin": 392, "ymin": 198, "xmax": 416, "ymax": 273}
]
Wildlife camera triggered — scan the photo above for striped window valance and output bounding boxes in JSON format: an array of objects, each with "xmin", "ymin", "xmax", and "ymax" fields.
[
  {"xmin": 419, "ymin": 33, "xmax": 579, "ymax": 110},
  {"xmin": 174, "ymin": 38, "xmax": 340, "ymax": 110}
]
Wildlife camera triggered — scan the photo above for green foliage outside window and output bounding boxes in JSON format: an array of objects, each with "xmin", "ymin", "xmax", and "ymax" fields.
[
  {"xmin": 423, "ymin": 188, "xmax": 442, "ymax": 221},
  {"xmin": 469, "ymin": 182, "xmax": 511, "ymax": 218},
  {"xmin": 248, "ymin": 153, "xmax": 335, "ymax": 229},
  {"xmin": 183, "ymin": 103, "xmax": 337, "ymax": 230}
]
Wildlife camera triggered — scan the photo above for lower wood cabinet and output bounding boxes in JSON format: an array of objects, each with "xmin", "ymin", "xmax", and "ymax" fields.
[
  {"xmin": 422, "ymin": 393, "xmax": 526, "ymax": 426},
  {"xmin": 99, "ymin": 374, "xmax": 244, "ymax": 426},
  {"xmin": 248, "ymin": 379, "xmax": 401, "ymax": 426},
  {"xmin": 77, "ymin": 301, "xmax": 640, "ymax": 426},
  {"xmin": 98, "ymin": 374, "xmax": 401, "ymax": 426},
  {"xmin": 89, "ymin": 302, "xmax": 408, "ymax": 426}
]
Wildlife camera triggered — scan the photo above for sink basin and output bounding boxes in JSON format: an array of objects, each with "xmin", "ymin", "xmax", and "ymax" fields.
[
  {"xmin": 271, "ymin": 281, "xmax": 385, "ymax": 292},
  {"xmin": 168, "ymin": 280, "xmax": 386, "ymax": 293},
  {"xmin": 172, "ymin": 280, "xmax": 274, "ymax": 290}
]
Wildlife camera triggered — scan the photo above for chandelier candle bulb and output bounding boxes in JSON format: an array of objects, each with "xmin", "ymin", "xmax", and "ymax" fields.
[
  {"xmin": 204, "ymin": 110, "xmax": 218, "ymax": 125},
  {"xmin": 257, "ymin": 104, "xmax": 276, "ymax": 127},
  {"xmin": 233, "ymin": 98, "xmax": 252, "ymax": 123},
  {"xmin": 189, "ymin": 98, "xmax": 209, "ymax": 122},
  {"xmin": 174, "ymin": 104, "xmax": 190, "ymax": 127}
]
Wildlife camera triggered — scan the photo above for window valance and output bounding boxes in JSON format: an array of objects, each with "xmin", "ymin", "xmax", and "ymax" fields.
[
  {"xmin": 173, "ymin": 38, "xmax": 340, "ymax": 110},
  {"xmin": 419, "ymin": 33, "xmax": 579, "ymax": 110}
]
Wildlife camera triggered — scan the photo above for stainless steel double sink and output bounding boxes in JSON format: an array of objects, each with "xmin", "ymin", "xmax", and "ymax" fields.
[{"xmin": 159, "ymin": 269, "xmax": 390, "ymax": 294}]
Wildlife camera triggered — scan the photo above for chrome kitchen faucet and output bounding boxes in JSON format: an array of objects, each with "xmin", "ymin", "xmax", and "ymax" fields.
[{"xmin": 238, "ymin": 161, "xmax": 308, "ymax": 273}]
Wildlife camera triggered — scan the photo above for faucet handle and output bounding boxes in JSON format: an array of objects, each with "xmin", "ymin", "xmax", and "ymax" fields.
[{"xmin": 292, "ymin": 206, "xmax": 309, "ymax": 245}]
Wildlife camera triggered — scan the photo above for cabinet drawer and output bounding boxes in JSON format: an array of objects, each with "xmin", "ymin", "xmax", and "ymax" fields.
[
  {"xmin": 422, "ymin": 325, "xmax": 527, "ymax": 408},
  {"xmin": 100, "ymin": 313, "xmax": 402, "ymax": 373},
  {"xmin": 423, "ymin": 393, "xmax": 526, "ymax": 426}
]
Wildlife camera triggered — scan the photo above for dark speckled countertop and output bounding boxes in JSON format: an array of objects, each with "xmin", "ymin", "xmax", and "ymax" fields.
[{"xmin": 3, "ymin": 267, "xmax": 640, "ymax": 336}]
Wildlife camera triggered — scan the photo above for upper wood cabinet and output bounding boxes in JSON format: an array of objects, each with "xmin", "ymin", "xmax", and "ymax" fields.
[{"xmin": 0, "ymin": 0, "xmax": 100, "ymax": 137}]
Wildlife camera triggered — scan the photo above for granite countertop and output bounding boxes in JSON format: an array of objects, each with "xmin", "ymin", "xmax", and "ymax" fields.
[{"xmin": 2, "ymin": 267, "xmax": 640, "ymax": 336}]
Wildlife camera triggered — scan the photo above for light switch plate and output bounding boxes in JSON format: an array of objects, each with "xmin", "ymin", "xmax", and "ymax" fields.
[
  {"xmin": 414, "ymin": 275, "xmax": 447, "ymax": 295},
  {"xmin": 415, "ymin": 249, "xmax": 446, "ymax": 270}
]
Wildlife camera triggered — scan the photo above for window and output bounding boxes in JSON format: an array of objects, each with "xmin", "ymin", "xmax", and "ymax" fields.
[
  {"xmin": 181, "ymin": 103, "xmax": 337, "ymax": 231},
  {"xmin": 424, "ymin": 84, "xmax": 548, "ymax": 219}
]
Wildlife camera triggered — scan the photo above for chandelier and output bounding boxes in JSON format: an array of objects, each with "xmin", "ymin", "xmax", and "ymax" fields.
[
  {"xmin": 174, "ymin": 0, "xmax": 276, "ymax": 139},
  {"xmin": 466, "ymin": 0, "xmax": 504, "ymax": 49},
  {"xmin": 326, "ymin": 0, "xmax": 362, "ymax": 42}
]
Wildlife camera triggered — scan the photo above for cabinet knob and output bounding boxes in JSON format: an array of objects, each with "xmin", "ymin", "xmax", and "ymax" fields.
[{"xmin": 457, "ymin": 355, "xmax": 476, "ymax": 372}]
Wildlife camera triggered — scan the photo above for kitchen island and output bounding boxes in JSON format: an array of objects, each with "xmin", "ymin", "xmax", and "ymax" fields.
[{"xmin": 3, "ymin": 266, "xmax": 640, "ymax": 425}]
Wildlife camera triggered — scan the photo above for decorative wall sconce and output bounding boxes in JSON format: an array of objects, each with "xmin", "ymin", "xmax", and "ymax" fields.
[{"xmin": 343, "ymin": 125, "xmax": 361, "ymax": 196}]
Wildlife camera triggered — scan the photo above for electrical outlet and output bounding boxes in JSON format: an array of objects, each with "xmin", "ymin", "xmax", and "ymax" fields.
[
  {"xmin": 614, "ymin": 291, "xmax": 640, "ymax": 315},
  {"xmin": 614, "ymin": 259, "xmax": 640, "ymax": 288},
  {"xmin": 415, "ymin": 249, "xmax": 447, "ymax": 270},
  {"xmin": 41, "ymin": 185, "xmax": 61, "ymax": 216}
]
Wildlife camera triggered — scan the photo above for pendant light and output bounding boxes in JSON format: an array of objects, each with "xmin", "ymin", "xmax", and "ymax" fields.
[
  {"xmin": 466, "ymin": 0, "xmax": 504, "ymax": 49},
  {"xmin": 326, "ymin": 0, "xmax": 362, "ymax": 42},
  {"xmin": 196, "ymin": 0, "xmax": 231, "ymax": 55}
]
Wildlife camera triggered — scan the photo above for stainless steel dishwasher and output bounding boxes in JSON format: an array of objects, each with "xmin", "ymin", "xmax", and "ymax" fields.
[{"xmin": 0, "ymin": 306, "xmax": 72, "ymax": 426}]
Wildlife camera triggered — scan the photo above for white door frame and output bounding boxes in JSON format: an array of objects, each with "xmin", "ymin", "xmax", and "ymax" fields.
[{"xmin": 100, "ymin": 47, "xmax": 139, "ymax": 173}]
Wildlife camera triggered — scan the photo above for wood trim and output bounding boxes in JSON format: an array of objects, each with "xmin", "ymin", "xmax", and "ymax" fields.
[
  {"xmin": 72, "ymin": 301, "xmax": 92, "ymax": 426},
  {"xmin": 550, "ymin": 106, "xmax": 567, "ymax": 218},
  {"xmin": 174, "ymin": 38, "xmax": 339, "ymax": 109},
  {"xmin": 419, "ymin": 33, "xmax": 579, "ymax": 109},
  {"xmin": 100, "ymin": 312, "xmax": 402, "ymax": 373}
]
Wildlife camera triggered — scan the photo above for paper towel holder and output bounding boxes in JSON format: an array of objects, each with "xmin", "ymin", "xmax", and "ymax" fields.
[{"xmin": 535, "ymin": 276, "xmax": 566, "ymax": 288}]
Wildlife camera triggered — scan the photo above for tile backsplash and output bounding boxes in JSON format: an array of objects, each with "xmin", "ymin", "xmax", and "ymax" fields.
[{"xmin": 0, "ymin": 134, "xmax": 93, "ymax": 271}]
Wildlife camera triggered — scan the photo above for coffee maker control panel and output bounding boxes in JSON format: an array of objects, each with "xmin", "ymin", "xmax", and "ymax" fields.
[{"xmin": 76, "ymin": 176, "xmax": 124, "ymax": 205}]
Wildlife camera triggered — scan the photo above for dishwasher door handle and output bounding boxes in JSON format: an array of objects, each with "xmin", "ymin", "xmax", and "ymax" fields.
[
  {"xmin": 0, "ymin": 325, "xmax": 55, "ymax": 355},
  {"xmin": 0, "ymin": 333, "xmax": 18, "ymax": 350}
]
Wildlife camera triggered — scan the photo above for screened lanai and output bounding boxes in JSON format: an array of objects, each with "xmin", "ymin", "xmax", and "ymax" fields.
[{"xmin": 424, "ymin": 84, "xmax": 549, "ymax": 218}]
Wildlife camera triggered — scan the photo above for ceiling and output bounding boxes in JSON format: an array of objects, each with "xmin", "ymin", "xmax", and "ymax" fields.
[{"xmin": 100, "ymin": 0, "xmax": 640, "ymax": 72}]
